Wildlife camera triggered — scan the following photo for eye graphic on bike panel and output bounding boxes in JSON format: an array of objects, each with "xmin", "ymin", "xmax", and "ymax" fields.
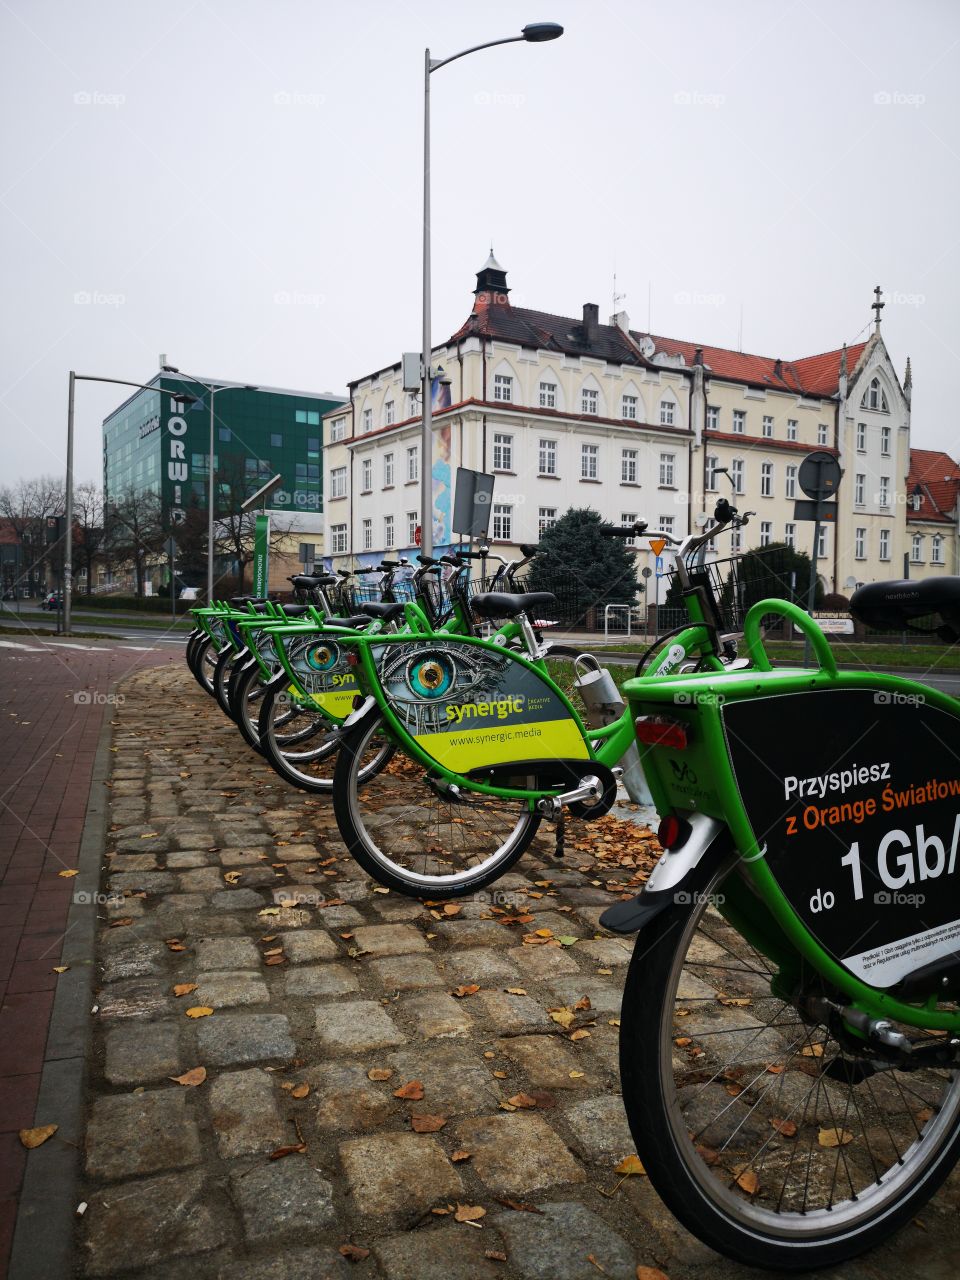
[
  {"xmin": 304, "ymin": 641, "xmax": 340, "ymax": 673},
  {"xmin": 406, "ymin": 654, "xmax": 455, "ymax": 698},
  {"xmin": 283, "ymin": 634, "xmax": 359, "ymax": 718}
]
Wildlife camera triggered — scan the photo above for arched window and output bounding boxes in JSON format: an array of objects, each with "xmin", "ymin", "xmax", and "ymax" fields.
[
  {"xmin": 579, "ymin": 374, "xmax": 604, "ymax": 417},
  {"xmin": 861, "ymin": 377, "xmax": 889, "ymax": 412}
]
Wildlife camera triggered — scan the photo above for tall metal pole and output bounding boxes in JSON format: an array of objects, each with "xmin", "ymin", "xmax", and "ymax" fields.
[
  {"xmin": 420, "ymin": 47, "xmax": 433, "ymax": 557},
  {"xmin": 64, "ymin": 370, "xmax": 75, "ymax": 635},
  {"xmin": 207, "ymin": 388, "xmax": 215, "ymax": 602}
]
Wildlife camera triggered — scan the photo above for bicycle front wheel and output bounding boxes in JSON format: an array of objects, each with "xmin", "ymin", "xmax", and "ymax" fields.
[
  {"xmin": 332, "ymin": 710, "xmax": 543, "ymax": 898},
  {"xmin": 618, "ymin": 854, "xmax": 960, "ymax": 1270}
]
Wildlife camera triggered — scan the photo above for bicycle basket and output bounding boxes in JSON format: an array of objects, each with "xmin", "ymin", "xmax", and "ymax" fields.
[{"xmin": 668, "ymin": 546, "xmax": 800, "ymax": 633}]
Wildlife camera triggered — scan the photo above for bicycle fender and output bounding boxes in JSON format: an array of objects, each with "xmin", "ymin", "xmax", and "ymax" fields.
[
  {"xmin": 342, "ymin": 694, "xmax": 377, "ymax": 729},
  {"xmin": 600, "ymin": 813, "xmax": 729, "ymax": 935}
]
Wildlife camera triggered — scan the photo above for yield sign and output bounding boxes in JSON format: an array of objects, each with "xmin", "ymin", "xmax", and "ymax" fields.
[{"xmin": 649, "ymin": 537, "xmax": 667, "ymax": 556}]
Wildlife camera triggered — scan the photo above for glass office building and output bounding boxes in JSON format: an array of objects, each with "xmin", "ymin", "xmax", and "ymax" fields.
[{"xmin": 102, "ymin": 375, "xmax": 345, "ymax": 524}]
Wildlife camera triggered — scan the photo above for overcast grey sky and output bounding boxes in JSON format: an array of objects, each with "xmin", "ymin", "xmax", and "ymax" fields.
[{"xmin": 2, "ymin": 0, "xmax": 958, "ymax": 487}]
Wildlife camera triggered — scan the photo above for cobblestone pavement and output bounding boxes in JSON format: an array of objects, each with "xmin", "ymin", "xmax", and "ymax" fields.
[
  {"xmin": 69, "ymin": 665, "xmax": 959, "ymax": 1280},
  {"xmin": 0, "ymin": 639, "xmax": 176, "ymax": 1277}
]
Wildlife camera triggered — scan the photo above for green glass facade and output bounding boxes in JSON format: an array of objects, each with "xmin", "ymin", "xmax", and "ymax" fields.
[{"xmin": 102, "ymin": 376, "xmax": 344, "ymax": 523}]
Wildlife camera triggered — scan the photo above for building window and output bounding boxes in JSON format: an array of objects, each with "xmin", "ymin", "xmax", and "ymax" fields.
[
  {"xmin": 621, "ymin": 513, "xmax": 638, "ymax": 546},
  {"xmin": 787, "ymin": 418, "xmax": 798, "ymax": 441},
  {"xmin": 407, "ymin": 393, "xmax": 419, "ymax": 418},
  {"xmin": 406, "ymin": 511, "xmax": 418, "ymax": 544},
  {"xmin": 581, "ymin": 443, "xmax": 598, "ymax": 480},
  {"xmin": 621, "ymin": 449, "xmax": 638, "ymax": 484},
  {"xmin": 879, "ymin": 476, "xmax": 890, "ymax": 508},
  {"xmin": 862, "ymin": 377, "xmax": 889, "ymax": 412},
  {"xmin": 760, "ymin": 521, "xmax": 772, "ymax": 547},
  {"xmin": 492, "ymin": 503, "xmax": 513, "ymax": 540},
  {"xmin": 330, "ymin": 523, "xmax": 347, "ymax": 554},
  {"xmin": 731, "ymin": 529, "xmax": 743, "ymax": 553},
  {"xmin": 296, "ymin": 409, "xmax": 320, "ymax": 426},
  {"xmin": 856, "ymin": 422, "xmax": 866, "ymax": 452},
  {"xmin": 307, "ymin": 437, "xmax": 319, "ymax": 456},
  {"xmin": 329, "ymin": 466, "xmax": 347, "ymax": 499},
  {"xmin": 855, "ymin": 528, "xmax": 866, "ymax": 560},
  {"xmin": 817, "ymin": 526, "xmax": 828, "ymax": 559},
  {"xmin": 660, "ymin": 398, "xmax": 676, "ymax": 426},
  {"xmin": 785, "ymin": 465, "xmax": 797, "ymax": 499},
  {"xmin": 494, "ymin": 373, "xmax": 513, "ymax": 402},
  {"xmin": 361, "ymin": 518, "xmax": 373, "ymax": 551},
  {"xmin": 881, "ymin": 424, "xmax": 891, "ymax": 455},
  {"xmin": 932, "ymin": 535, "xmax": 944, "ymax": 564},
  {"xmin": 539, "ymin": 380, "xmax": 557, "ymax": 409},
  {"xmin": 330, "ymin": 417, "xmax": 345, "ymax": 442},
  {"xmin": 660, "ymin": 515, "xmax": 676, "ymax": 536},
  {"xmin": 761, "ymin": 461, "xmax": 773, "ymax": 497},
  {"xmin": 732, "ymin": 410, "xmax": 745, "ymax": 434},
  {"xmin": 270, "ymin": 432, "xmax": 283, "ymax": 448},
  {"xmin": 246, "ymin": 458, "xmax": 272, "ymax": 479},
  {"xmin": 360, "ymin": 458, "xmax": 372, "ymax": 493},
  {"xmin": 361, "ymin": 408, "xmax": 373, "ymax": 433},
  {"xmin": 706, "ymin": 406, "xmax": 719, "ymax": 430},
  {"xmin": 784, "ymin": 522, "xmax": 796, "ymax": 548},
  {"xmin": 406, "ymin": 445, "xmax": 419, "ymax": 482},
  {"xmin": 818, "ymin": 423, "xmax": 829, "ymax": 446},
  {"xmin": 879, "ymin": 528, "xmax": 890, "ymax": 561},
  {"xmin": 622, "ymin": 394, "xmax": 638, "ymax": 420},
  {"xmin": 385, "ymin": 400, "xmax": 395, "ymax": 426},
  {"xmin": 538, "ymin": 439, "xmax": 557, "ymax": 476},
  {"xmin": 582, "ymin": 387, "xmax": 599, "ymax": 415},
  {"xmin": 855, "ymin": 473, "xmax": 865, "ymax": 505},
  {"xmin": 492, "ymin": 432, "xmax": 513, "ymax": 471},
  {"xmin": 762, "ymin": 415, "xmax": 773, "ymax": 438},
  {"xmin": 705, "ymin": 455, "xmax": 719, "ymax": 491},
  {"xmin": 538, "ymin": 507, "xmax": 557, "ymax": 536},
  {"xmin": 911, "ymin": 533, "xmax": 924, "ymax": 563},
  {"xmin": 383, "ymin": 452, "xmax": 394, "ymax": 487},
  {"xmin": 659, "ymin": 453, "xmax": 676, "ymax": 487},
  {"xmin": 384, "ymin": 514, "xmax": 394, "ymax": 549},
  {"xmin": 218, "ymin": 427, "xmax": 231, "ymax": 443},
  {"xmin": 731, "ymin": 458, "xmax": 745, "ymax": 494}
]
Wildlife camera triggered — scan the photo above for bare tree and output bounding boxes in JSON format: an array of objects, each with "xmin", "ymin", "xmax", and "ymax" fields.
[
  {"xmin": 73, "ymin": 480, "xmax": 106, "ymax": 596},
  {"xmin": 0, "ymin": 476, "xmax": 65, "ymax": 595},
  {"xmin": 214, "ymin": 460, "xmax": 292, "ymax": 594},
  {"xmin": 106, "ymin": 487, "xmax": 164, "ymax": 598}
]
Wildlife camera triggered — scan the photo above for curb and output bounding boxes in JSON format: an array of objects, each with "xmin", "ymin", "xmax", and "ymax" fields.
[{"xmin": 8, "ymin": 691, "xmax": 116, "ymax": 1280}]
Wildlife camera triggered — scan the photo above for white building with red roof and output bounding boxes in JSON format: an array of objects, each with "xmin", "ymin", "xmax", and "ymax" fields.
[{"xmin": 905, "ymin": 445, "xmax": 959, "ymax": 576}]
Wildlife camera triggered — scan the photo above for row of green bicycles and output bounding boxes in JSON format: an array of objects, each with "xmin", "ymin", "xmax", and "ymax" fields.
[{"xmin": 185, "ymin": 496, "xmax": 960, "ymax": 1271}]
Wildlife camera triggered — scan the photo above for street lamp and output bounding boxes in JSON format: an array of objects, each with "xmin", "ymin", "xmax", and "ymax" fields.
[
  {"xmin": 419, "ymin": 21, "xmax": 563, "ymax": 557},
  {"xmin": 161, "ymin": 367, "xmax": 258, "ymax": 604},
  {"xmin": 63, "ymin": 371, "xmax": 197, "ymax": 636}
]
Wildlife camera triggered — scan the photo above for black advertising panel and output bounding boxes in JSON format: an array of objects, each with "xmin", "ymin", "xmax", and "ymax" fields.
[
  {"xmin": 722, "ymin": 688, "xmax": 960, "ymax": 989},
  {"xmin": 452, "ymin": 467, "xmax": 495, "ymax": 539}
]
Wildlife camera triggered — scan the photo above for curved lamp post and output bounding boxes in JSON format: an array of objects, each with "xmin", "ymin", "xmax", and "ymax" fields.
[{"xmin": 419, "ymin": 21, "xmax": 563, "ymax": 556}]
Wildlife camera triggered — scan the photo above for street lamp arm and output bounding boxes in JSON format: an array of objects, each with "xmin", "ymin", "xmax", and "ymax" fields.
[
  {"xmin": 74, "ymin": 375, "xmax": 176, "ymax": 395},
  {"xmin": 429, "ymin": 35, "xmax": 525, "ymax": 73}
]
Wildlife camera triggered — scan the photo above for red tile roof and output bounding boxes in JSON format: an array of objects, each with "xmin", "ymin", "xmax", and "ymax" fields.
[
  {"xmin": 447, "ymin": 297, "xmax": 866, "ymax": 398},
  {"xmin": 907, "ymin": 448, "xmax": 960, "ymax": 525}
]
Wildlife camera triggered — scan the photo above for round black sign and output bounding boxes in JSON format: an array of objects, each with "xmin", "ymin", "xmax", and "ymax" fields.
[{"xmin": 798, "ymin": 450, "xmax": 842, "ymax": 501}]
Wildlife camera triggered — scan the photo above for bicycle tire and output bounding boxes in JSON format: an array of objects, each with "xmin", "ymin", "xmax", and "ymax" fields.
[
  {"xmin": 212, "ymin": 646, "xmax": 240, "ymax": 719},
  {"xmin": 231, "ymin": 659, "xmax": 268, "ymax": 753},
  {"xmin": 332, "ymin": 709, "xmax": 543, "ymax": 898},
  {"xmin": 618, "ymin": 853, "xmax": 960, "ymax": 1270},
  {"xmin": 192, "ymin": 636, "xmax": 218, "ymax": 696}
]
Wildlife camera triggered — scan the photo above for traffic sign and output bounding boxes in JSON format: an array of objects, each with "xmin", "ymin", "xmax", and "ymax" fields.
[
  {"xmin": 798, "ymin": 450, "xmax": 842, "ymax": 501},
  {"xmin": 655, "ymin": 556, "xmax": 665, "ymax": 577},
  {"xmin": 649, "ymin": 537, "xmax": 667, "ymax": 556},
  {"xmin": 793, "ymin": 499, "xmax": 837, "ymax": 523},
  {"xmin": 641, "ymin": 567, "xmax": 653, "ymax": 580},
  {"xmin": 414, "ymin": 524, "xmax": 422, "ymax": 547}
]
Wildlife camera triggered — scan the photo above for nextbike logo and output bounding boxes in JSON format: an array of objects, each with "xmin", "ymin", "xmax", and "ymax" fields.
[{"xmin": 445, "ymin": 695, "xmax": 524, "ymax": 724}]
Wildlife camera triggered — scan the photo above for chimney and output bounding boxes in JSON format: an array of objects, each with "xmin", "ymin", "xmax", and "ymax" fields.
[
  {"xmin": 773, "ymin": 357, "xmax": 783, "ymax": 379},
  {"xmin": 609, "ymin": 310, "xmax": 630, "ymax": 333},
  {"xmin": 582, "ymin": 302, "xmax": 599, "ymax": 342},
  {"xmin": 693, "ymin": 347, "xmax": 704, "ymax": 366}
]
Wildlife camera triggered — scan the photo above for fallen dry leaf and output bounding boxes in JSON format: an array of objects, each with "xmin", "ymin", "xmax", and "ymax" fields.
[
  {"xmin": 169, "ymin": 1066, "xmax": 207, "ymax": 1087},
  {"xmin": 173, "ymin": 983, "xmax": 198, "ymax": 998},
  {"xmin": 338, "ymin": 1243, "xmax": 370, "ymax": 1262},
  {"xmin": 109, "ymin": 917, "xmax": 135, "ymax": 928},
  {"xmin": 493, "ymin": 1070, "xmax": 509, "ymax": 1079},
  {"xmin": 442, "ymin": 903, "xmax": 462, "ymax": 916},
  {"xmin": 573, "ymin": 996, "xmax": 592, "ymax": 1012},
  {"xmin": 494, "ymin": 1196, "xmax": 543, "ymax": 1214},
  {"xmin": 165, "ymin": 939, "xmax": 186, "ymax": 951},
  {"xmin": 58, "ymin": 869, "xmax": 79, "ymax": 878},
  {"xmin": 290, "ymin": 1083, "xmax": 310, "ymax": 1099},
  {"xmin": 674, "ymin": 1036, "xmax": 692, "ymax": 1048},
  {"xmin": 801, "ymin": 1043, "xmax": 825, "ymax": 1058},
  {"xmin": 269, "ymin": 1143, "xmax": 306, "ymax": 1160},
  {"xmin": 368, "ymin": 1068, "xmax": 393, "ymax": 1082},
  {"xmin": 769, "ymin": 1117, "xmax": 797, "ymax": 1137},
  {"xmin": 485, "ymin": 1251, "xmax": 507, "ymax": 1262},
  {"xmin": 393, "ymin": 1080, "xmax": 425, "ymax": 1101},
  {"xmin": 506, "ymin": 1093, "xmax": 539, "ymax": 1110},
  {"xmin": 223, "ymin": 871, "xmax": 242, "ymax": 885},
  {"xmin": 52, "ymin": 966, "xmax": 69, "ymax": 974},
  {"xmin": 185, "ymin": 1006, "xmax": 214, "ymax": 1019},
  {"xmin": 569, "ymin": 1028, "xmax": 591, "ymax": 1042},
  {"xmin": 264, "ymin": 954, "xmax": 286, "ymax": 966},
  {"xmin": 505, "ymin": 987, "xmax": 527, "ymax": 996},
  {"xmin": 614, "ymin": 1155, "xmax": 646, "ymax": 1176},
  {"xmin": 549, "ymin": 1007, "xmax": 576, "ymax": 1030},
  {"xmin": 718, "ymin": 996, "xmax": 752, "ymax": 1007},
  {"xmin": 636, "ymin": 1268, "xmax": 670, "ymax": 1280},
  {"xmin": 569, "ymin": 1070, "xmax": 585, "ymax": 1079},
  {"xmin": 411, "ymin": 1114, "xmax": 447, "ymax": 1133},
  {"xmin": 451, "ymin": 1150, "xmax": 472, "ymax": 1162},
  {"xmin": 19, "ymin": 1124, "xmax": 57, "ymax": 1149},
  {"xmin": 451, "ymin": 984, "xmax": 480, "ymax": 998},
  {"xmin": 818, "ymin": 1127, "xmax": 853, "ymax": 1148},
  {"xmin": 534, "ymin": 927, "xmax": 553, "ymax": 938},
  {"xmin": 454, "ymin": 1203, "xmax": 486, "ymax": 1223},
  {"xmin": 735, "ymin": 1167, "xmax": 759, "ymax": 1194}
]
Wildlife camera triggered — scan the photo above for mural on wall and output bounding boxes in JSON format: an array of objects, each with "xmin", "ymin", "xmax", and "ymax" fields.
[{"xmin": 431, "ymin": 371, "xmax": 452, "ymax": 550}]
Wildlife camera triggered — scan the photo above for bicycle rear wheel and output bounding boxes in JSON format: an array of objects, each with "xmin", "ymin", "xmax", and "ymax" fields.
[
  {"xmin": 192, "ymin": 636, "xmax": 219, "ymax": 696},
  {"xmin": 618, "ymin": 854, "xmax": 960, "ymax": 1270},
  {"xmin": 257, "ymin": 681, "xmax": 352, "ymax": 792},
  {"xmin": 231, "ymin": 658, "xmax": 268, "ymax": 752},
  {"xmin": 332, "ymin": 710, "xmax": 544, "ymax": 898}
]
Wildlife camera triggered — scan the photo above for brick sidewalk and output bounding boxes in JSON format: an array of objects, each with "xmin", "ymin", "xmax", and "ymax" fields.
[{"xmin": 0, "ymin": 641, "xmax": 177, "ymax": 1278}]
